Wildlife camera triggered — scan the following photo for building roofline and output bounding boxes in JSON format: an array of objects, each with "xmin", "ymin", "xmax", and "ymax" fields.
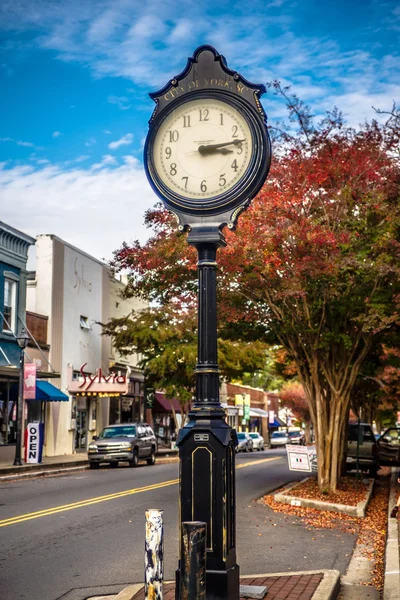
[
  {"xmin": 36, "ymin": 234, "xmax": 108, "ymax": 267},
  {"xmin": 0, "ymin": 221, "xmax": 35, "ymax": 245}
]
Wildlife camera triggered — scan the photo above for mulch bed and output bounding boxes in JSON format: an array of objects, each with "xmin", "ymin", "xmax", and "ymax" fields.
[{"xmin": 288, "ymin": 475, "xmax": 370, "ymax": 506}]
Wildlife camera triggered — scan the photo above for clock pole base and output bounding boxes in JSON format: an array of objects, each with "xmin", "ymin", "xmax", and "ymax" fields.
[{"xmin": 175, "ymin": 564, "xmax": 240, "ymax": 600}]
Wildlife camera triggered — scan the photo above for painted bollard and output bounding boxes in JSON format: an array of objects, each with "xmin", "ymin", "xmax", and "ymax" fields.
[
  {"xmin": 180, "ymin": 522, "xmax": 206, "ymax": 600},
  {"xmin": 145, "ymin": 509, "xmax": 164, "ymax": 600}
]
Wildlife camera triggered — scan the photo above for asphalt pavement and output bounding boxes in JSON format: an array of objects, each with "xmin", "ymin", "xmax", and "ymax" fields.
[{"xmin": 0, "ymin": 449, "xmax": 358, "ymax": 600}]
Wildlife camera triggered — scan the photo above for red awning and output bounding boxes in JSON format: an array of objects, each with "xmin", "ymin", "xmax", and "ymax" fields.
[{"xmin": 154, "ymin": 392, "xmax": 183, "ymax": 413}]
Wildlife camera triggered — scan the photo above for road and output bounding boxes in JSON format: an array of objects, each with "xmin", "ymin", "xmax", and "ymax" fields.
[{"xmin": 0, "ymin": 449, "xmax": 356, "ymax": 600}]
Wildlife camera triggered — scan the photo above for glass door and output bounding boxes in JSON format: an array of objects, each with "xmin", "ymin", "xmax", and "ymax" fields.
[{"xmin": 75, "ymin": 410, "xmax": 87, "ymax": 451}]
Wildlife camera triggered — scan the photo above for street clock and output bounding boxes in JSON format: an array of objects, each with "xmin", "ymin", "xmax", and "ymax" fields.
[{"xmin": 144, "ymin": 45, "xmax": 271, "ymax": 231}]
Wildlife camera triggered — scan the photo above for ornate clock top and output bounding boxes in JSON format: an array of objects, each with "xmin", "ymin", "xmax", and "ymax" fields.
[{"xmin": 148, "ymin": 45, "xmax": 267, "ymax": 125}]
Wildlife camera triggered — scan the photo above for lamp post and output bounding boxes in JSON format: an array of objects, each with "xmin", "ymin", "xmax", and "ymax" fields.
[{"xmin": 13, "ymin": 327, "xmax": 30, "ymax": 466}]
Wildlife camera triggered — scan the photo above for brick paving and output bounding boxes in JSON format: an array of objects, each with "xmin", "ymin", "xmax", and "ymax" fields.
[{"xmin": 132, "ymin": 573, "xmax": 324, "ymax": 599}]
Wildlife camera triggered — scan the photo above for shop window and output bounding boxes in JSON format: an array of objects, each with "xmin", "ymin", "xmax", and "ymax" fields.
[
  {"xmin": 80, "ymin": 316, "xmax": 90, "ymax": 330},
  {"xmin": 2, "ymin": 278, "xmax": 17, "ymax": 333}
]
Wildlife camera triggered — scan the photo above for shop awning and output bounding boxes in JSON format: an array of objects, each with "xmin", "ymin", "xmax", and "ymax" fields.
[
  {"xmin": 34, "ymin": 381, "xmax": 69, "ymax": 402},
  {"xmin": 155, "ymin": 392, "xmax": 183, "ymax": 413},
  {"xmin": 249, "ymin": 407, "xmax": 270, "ymax": 417},
  {"xmin": 270, "ymin": 417, "xmax": 286, "ymax": 428}
]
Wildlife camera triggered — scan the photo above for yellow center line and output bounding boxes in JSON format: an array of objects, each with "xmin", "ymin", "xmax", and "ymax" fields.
[
  {"xmin": 0, "ymin": 479, "xmax": 179, "ymax": 527},
  {"xmin": 236, "ymin": 456, "xmax": 281, "ymax": 469},
  {"xmin": 0, "ymin": 456, "xmax": 282, "ymax": 528}
]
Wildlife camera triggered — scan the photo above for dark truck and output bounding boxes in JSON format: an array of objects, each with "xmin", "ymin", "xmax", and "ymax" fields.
[{"xmin": 346, "ymin": 422, "xmax": 400, "ymax": 477}]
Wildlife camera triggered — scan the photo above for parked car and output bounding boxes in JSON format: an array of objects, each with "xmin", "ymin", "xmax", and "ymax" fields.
[
  {"xmin": 236, "ymin": 432, "xmax": 254, "ymax": 452},
  {"xmin": 288, "ymin": 430, "xmax": 305, "ymax": 445},
  {"xmin": 248, "ymin": 432, "xmax": 265, "ymax": 451},
  {"xmin": 270, "ymin": 430, "xmax": 289, "ymax": 448},
  {"xmin": 346, "ymin": 422, "xmax": 400, "ymax": 477},
  {"xmin": 87, "ymin": 423, "xmax": 157, "ymax": 469}
]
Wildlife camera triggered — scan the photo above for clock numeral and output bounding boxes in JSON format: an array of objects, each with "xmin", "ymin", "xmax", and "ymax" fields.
[
  {"xmin": 200, "ymin": 180, "xmax": 207, "ymax": 192},
  {"xmin": 231, "ymin": 159, "xmax": 238, "ymax": 172},
  {"xmin": 220, "ymin": 113, "xmax": 224, "ymax": 125},
  {"xmin": 183, "ymin": 116, "xmax": 191, "ymax": 128},
  {"xmin": 232, "ymin": 125, "xmax": 239, "ymax": 138},
  {"xmin": 181, "ymin": 176, "xmax": 188, "ymax": 189},
  {"xmin": 236, "ymin": 143, "xmax": 243, "ymax": 155},
  {"xmin": 170, "ymin": 163, "xmax": 177, "ymax": 176},
  {"xmin": 169, "ymin": 130, "xmax": 179, "ymax": 143},
  {"xmin": 165, "ymin": 147, "xmax": 172, "ymax": 159},
  {"xmin": 199, "ymin": 109, "xmax": 209, "ymax": 122},
  {"xmin": 219, "ymin": 173, "xmax": 226, "ymax": 186}
]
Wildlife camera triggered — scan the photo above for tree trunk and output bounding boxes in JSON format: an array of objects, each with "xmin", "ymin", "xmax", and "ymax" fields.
[{"xmin": 302, "ymin": 380, "xmax": 350, "ymax": 492}]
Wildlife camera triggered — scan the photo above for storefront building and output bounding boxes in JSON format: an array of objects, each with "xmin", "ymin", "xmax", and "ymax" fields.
[
  {"xmin": 222, "ymin": 382, "xmax": 281, "ymax": 443},
  {"xmin": 151, "ymin": 391, "xmax": 183, "ymax": 448},
  {"xmin": 0, "ymin": 222, "xmax": 36, "ymax": 463},
  {"xmin": 26, "ymin": 234, "xmax": 147, "ymax": 457}
]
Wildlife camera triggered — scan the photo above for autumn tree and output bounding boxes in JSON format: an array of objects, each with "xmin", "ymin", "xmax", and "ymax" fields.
[{"xmin": 111, "ymin": 88, "xmax": 400, "ymax": 491}]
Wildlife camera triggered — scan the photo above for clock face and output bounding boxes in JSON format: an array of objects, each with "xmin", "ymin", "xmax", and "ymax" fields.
[{"xmin": 151, "ymin": 98, "xmax": 253, "ymax": 201}]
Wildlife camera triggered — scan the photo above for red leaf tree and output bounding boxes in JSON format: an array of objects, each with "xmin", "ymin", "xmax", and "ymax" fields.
[{"xmin": 112, "ymin": 87, "xmax": 400, "ymax": 491}]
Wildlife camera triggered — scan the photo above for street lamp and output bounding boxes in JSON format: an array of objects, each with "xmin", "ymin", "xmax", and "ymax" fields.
[{"xmin": 13, "ymin": 327, "xmax": 30, "ymax": 466}]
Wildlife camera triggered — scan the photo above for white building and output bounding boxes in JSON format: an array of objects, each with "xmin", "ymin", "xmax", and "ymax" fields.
[{"xmin": 27, "ymin": 234, "xmax": 146, "ymax": 457}]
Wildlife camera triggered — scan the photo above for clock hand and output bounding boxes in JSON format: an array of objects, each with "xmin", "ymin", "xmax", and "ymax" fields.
[
  {"xmin": 201, "ymin": 147, "xmax": 234, "ymax": 155},
  {"xmin": 198, "ymin": 139, "xmax": 245, "ymax": 155}
]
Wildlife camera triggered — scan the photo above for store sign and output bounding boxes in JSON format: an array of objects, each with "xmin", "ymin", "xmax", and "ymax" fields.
[
  {"xmin": 25, "ymin": 423, "xmax": 42, "ymax": 463},
  {"xmin": 146, "ymin": 388, "xmax": 155, "ymax": 409},
  {"xmin": 24, "ymin": 363, "xmax": 37, "ymax": 399},
  {"xmin": 269, "ymin": 410, "xmax": 275, "ymax": 424},
  {"xmin": 67, "ymin": 364, "xmax": 129, "ymax": 395}
]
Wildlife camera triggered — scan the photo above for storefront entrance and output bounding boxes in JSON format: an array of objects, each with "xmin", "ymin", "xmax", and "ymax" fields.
[{"xmin": 75, "ymin": 409, "xmax": 87, "ymax": 451}]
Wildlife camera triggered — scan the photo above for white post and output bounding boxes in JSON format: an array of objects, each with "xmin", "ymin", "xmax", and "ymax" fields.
[{"xmin": 145, "ymin": 508, "xmax": 164, "ymax": 599}]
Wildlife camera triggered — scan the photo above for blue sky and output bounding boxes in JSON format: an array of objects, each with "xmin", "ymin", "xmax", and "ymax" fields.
[{"xmin": 1, "ymin": 0, "xmax": 399, "ymax": 262}]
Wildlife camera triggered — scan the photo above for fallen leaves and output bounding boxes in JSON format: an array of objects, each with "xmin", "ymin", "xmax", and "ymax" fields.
[
  {"xmin": 289, "ymin": 475, "xmax": 370, "ymax": 506},
  {"xmin": 262, "ymin": 469, "xmax": 391, "ymax": 591}
]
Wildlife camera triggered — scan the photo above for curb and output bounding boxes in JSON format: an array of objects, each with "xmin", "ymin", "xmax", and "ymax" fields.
[
  {"xmin": 0, "ymin": 456, "xmax": 179, "ymax": 482},
  {"xmin": 87, "ymin": 570, "xmax": 341, "ymax": 600},
  {"xmin": 383, "ymin": 468, "xmax": 400, "ymax": 600},
  {"xmin": 274, "ymin": 477, "xmax": 374, "ymax": 517}
]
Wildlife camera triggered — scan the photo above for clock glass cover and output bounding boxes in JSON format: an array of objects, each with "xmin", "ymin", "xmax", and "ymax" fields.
[{"xmin": 151, "ymin": 98, "xmax": 253, "ymax": 201}]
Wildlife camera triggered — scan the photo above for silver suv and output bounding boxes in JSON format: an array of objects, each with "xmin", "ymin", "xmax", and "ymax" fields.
[{"xmin": 88, "ymin": 423, "xmax": 157, "ymax": 469}]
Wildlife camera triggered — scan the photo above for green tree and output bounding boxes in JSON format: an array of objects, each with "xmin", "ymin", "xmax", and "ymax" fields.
[{"xmin": 102, "ymin": 306, "xmax": 267, "ymax": 428}]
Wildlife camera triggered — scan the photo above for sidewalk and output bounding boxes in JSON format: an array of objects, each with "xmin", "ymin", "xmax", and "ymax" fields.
[
  {"xmin": 87, "ymin": 571, "xmax": 340, "ymax": 600},
  {"xmin": 0, "ymin": 447, "xmax": 179, "ymax": 480}
]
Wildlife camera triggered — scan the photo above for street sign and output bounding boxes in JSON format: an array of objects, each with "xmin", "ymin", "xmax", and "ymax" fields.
[
  {"xmin": 286, "ymin": 444, "xmax": 317, "ymax": 472},
  {"xmin": 146, "ymin": 388, "xmax": 155, "ymax": 409}
]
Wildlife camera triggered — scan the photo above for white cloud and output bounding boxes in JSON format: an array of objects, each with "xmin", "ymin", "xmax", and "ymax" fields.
[
  {"xmin": 107, "ymin": 95, "xmax": 131, "ymax": 110},
  {"xmin": 108, "ymin": 133, "xmax": 133, "ymax": 150},
  {"xmin": 0, "ymin": 136, "xmax": 37, "ymax": 148},
  {"xmin": 52, "ymin": 130, "xmax": 62, "ymax": 138},
  {"xmin": 0, "ymin": 157, "xmax": 157, "ymax": 261},
  {"xmin": 85, "ymin": 137, "xmax": 96, "ymax": 147},
  {"xmin": 91, "ymin": 154, "xmax": 118, "ymax": 170}
]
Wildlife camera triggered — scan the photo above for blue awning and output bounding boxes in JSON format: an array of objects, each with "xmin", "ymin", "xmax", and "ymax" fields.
[
  {"xmin": 34, "ymin": 381, "xmax": 69, "ymax": 402},
  {"xmin": 270, "ymin": 419, "xmax": 285, "ymax": 428}
]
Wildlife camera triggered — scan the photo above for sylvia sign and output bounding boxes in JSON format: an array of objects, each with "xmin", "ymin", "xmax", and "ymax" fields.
[{"xmin": 67, "ymin": 363, "xmax": 129, "ymax": 395}]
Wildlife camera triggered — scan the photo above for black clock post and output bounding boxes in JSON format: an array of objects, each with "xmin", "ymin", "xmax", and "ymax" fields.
[{"xmin": 144, "ymin": 46, "xmax": 271, "ymax": 600}]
